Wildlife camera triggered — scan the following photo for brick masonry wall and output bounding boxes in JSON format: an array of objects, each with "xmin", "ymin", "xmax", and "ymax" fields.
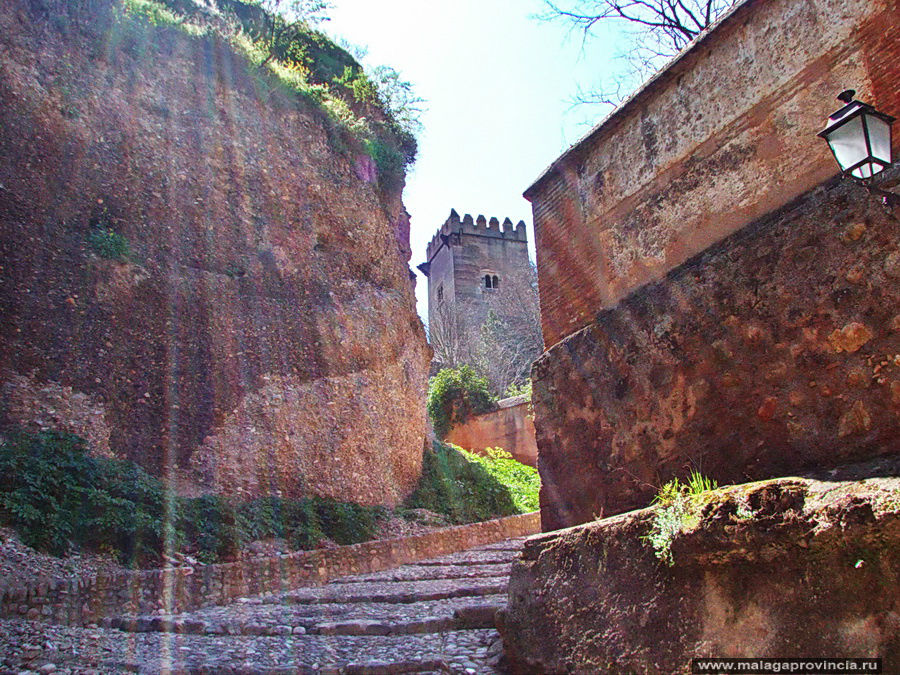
[
  {"xmin": 446, "ymin": 400, "xmax": 538, "ymax": 467},
  {"xmin": 533, "ymin": 172, "xmax": 900, "ymax": 531},
  {"xmin": 527, "ymin": 0, "xmax": 900, "ymax": 347},
  {"xmin": 0, "ymin": 513, "xmax": 540, "ymax": 626}
]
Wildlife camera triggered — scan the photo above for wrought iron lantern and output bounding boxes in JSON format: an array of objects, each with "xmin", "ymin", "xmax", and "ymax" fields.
[{"xmin": 819, "ymin": 90, "xmax": 894, "ymax": 179}]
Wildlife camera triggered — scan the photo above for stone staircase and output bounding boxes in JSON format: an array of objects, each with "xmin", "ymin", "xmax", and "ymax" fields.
[{"xmin": 81, "ymin": 539, "xmax": 526, "ymax": 673}]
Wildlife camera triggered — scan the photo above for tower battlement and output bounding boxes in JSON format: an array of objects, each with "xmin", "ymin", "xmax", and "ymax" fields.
[{"xmin": 425, "ymin": 209, "xmax": 527, "ymax": 262}]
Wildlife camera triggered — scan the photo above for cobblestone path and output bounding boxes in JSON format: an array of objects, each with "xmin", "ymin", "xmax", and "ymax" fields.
[{"xmin": 0, "ymin": 539, "xmax": 527, "ymax": 674}]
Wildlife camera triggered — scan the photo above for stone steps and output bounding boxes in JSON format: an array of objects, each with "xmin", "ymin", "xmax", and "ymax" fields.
[
  {"xmin": 413, "ymin": 551, "xmax": 516, "ymax": 566},
  {"xmin": 281, "ymin": 578, "xmax": 508, "ymax": 605},
  {"xmin": 333, "ymin": 562, "xmax": 512, "ymax": 583},
  {"xmin": 10, "ymin": 537, "xmax": 528, "ymax": 673},
  {"xmin": 109, "ymin": 595, "xmax": 507, "ymax": 637},
  {"xmin": 7, "ymin": 627, "xmax": 502, "ymax": 674}
]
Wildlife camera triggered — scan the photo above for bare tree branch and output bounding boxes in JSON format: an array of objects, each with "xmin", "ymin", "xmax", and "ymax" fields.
[{"xmin": 544, "ymin": 0, "xmax": 738, "ymax": 108}]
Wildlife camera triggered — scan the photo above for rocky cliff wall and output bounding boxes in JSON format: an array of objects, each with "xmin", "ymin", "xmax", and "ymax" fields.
[
  {"xmin": 0, "ymin": 0, "xmax": 430, "ymax": 505},
  {"xmin": 534, "ymin": 173, "xmax": 900, "ymax": 530}
]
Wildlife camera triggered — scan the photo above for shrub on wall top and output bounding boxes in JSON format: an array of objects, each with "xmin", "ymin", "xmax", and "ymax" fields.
[{"xmin": 427, "ymin": 366, "xmax": 497, "ymax": 438}]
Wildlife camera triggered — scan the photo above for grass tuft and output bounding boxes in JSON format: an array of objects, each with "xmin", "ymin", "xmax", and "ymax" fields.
[{"xmin": 644, "ymin": 471, "xmax": 719, "ymax": 566}]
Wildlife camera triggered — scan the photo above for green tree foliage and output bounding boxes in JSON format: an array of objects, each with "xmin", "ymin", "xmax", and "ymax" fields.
[
  {"xmin": 504, "ymin": 379, "xmax": 532, "ymax": 399},
  {"xmin": 404, "ymin": 442, "xmax": 539, "ymax": 523},
  {"xmin": 427, "ymin": 366, "xmax": 497, "ymax": 438},
  {"xmin": 368, "ymin": 66, "xmax": 425, "ymax": 143}
]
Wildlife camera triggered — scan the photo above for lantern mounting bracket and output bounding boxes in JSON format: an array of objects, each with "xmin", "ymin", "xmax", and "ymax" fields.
[{"xmin": 847, "ymin": 176, "xmax": 900, "ymax": 208}]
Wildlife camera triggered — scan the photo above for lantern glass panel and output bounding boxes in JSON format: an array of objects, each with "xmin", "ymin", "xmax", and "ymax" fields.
[
  {"xmin": 852, "ymin": 162, "xmax": 875, "ymax": 179},
  {"xmin": 865, "ymin": 113, "xmax": 892, "ymax": 166},
  {"xmin": 826, "ymin": 114, "xmax": 867, "ymax": 172}
]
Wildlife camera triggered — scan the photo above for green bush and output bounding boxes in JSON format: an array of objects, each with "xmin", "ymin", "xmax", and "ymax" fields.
[
  {"xmin": 310, "ymin": 496, "xmax": 386, "ymax": 545},
  {"xmin": 403, "ymin": 442, "xmax": 536, "ymax": 524},
  {"xmin": 0, "ymin": 430, "xmax": 164, "ymax": 561},
  {"xmin": 88, "ymin": 227, "xmax": 130, "ymax": 260},
  {"xmin": 427, "ymin": 366, "xmax": 497, "ymax": 438},
  {"xmin": 0, "ymin": 429, "xmax": 390, "ymax": 565},
  {"xmin": 177, "ymin": 494, "xmax": 243, "ymax": 563}
]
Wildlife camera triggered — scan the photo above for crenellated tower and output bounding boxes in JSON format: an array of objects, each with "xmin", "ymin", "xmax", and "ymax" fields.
[{"xmin": 417, "ymin": 209, "xmax": 532, "ymax": 356}]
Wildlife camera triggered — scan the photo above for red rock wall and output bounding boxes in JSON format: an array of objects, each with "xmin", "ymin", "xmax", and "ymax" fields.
[
  {"xmin": 527, "ymin": 0, "xmax": 900, "ymax": 347},
  {"xmin": 0, "ymin": 1, "xmax": 430, "ymax": 505},
  {"xmin": 446, "ymin": 400, "xmax": 538, "ymax": 467},
  {"xmin": 534, "ymin": 173, "xmax": 900, "ymax": 530}
]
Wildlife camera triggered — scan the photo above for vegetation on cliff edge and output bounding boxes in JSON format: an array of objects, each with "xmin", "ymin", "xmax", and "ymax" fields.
[{"xmin": 55, "ymin": 0, "xmax": 421, "ymax": 191}]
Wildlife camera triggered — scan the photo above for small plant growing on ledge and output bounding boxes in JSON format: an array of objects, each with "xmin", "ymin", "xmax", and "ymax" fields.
[
  {"xmin": 88, "ymin": 227, "xmax": 131, "ymax": 261},
  {"xmin": 644, "ymin": 470, "xmax": 718, "ymax": 566}
]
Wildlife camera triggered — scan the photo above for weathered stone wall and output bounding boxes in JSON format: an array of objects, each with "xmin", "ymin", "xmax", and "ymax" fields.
[
  {"xmin": 0, "ymin": 1, "xmax": 430, "ymax": 504},
  {"xmin": 0, "ymin": 512, "xmax": 540, "ymax": 626},
  {"xmin": 534, "ymin": 173, "xmax": 900, "ymax": 530},
  {"xmin": 501, "ymin": 465, "xmax": 900, "ymax": 675},
  {"xmin": 446, "ymin": 397, "xmax": 537, "ymax": 467},
  {"xmin": 526, "ymin": 0, "xmax": 900, "ymax": 346},
  {"xmin": 500, "ymin": 473, "xmax": 900, "ymax": 673}
]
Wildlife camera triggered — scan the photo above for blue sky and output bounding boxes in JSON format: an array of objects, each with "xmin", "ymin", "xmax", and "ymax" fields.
[{"xmin": 324, "ymin": 1, "xmax": 626, "ymax": 318}]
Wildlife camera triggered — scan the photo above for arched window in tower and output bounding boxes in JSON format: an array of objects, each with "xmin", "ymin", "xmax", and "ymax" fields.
[
  {"xmin": 484, "ymin": 274, "xmax": 493, "ymax": 289},
  {"xmin": 437, "ymin": 284, "xmax": 444, "ymax": 301},
  {"xmin": 492, "ymin": 275, "xmax": 499, "ymax": 289}
]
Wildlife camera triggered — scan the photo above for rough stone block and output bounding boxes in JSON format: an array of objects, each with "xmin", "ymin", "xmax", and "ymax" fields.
[{"xmin": 500, "ymin": 471, "xmax": 900, "ymax": 673}]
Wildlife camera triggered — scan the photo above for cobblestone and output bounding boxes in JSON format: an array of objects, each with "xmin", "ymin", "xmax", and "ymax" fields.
[
  {"xmin": 0, "ymin": 539, "xmax": 527, "ymax": 673},
  {"xmin": 110, "ymin": 594, "xmax": 509, "ymax": 634},
  {"xmin": 333, "ymin": 564, "xmax": 511, "ymax": 584}
]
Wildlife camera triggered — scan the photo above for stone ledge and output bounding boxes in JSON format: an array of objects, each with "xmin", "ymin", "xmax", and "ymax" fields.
[
  {"xmin": 0, "ymin": 512, "xmax": 540, "ymax": 627},
  {"xmin": 501, "ymin": 475, "xmax": 899, "ymax": 673}
]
